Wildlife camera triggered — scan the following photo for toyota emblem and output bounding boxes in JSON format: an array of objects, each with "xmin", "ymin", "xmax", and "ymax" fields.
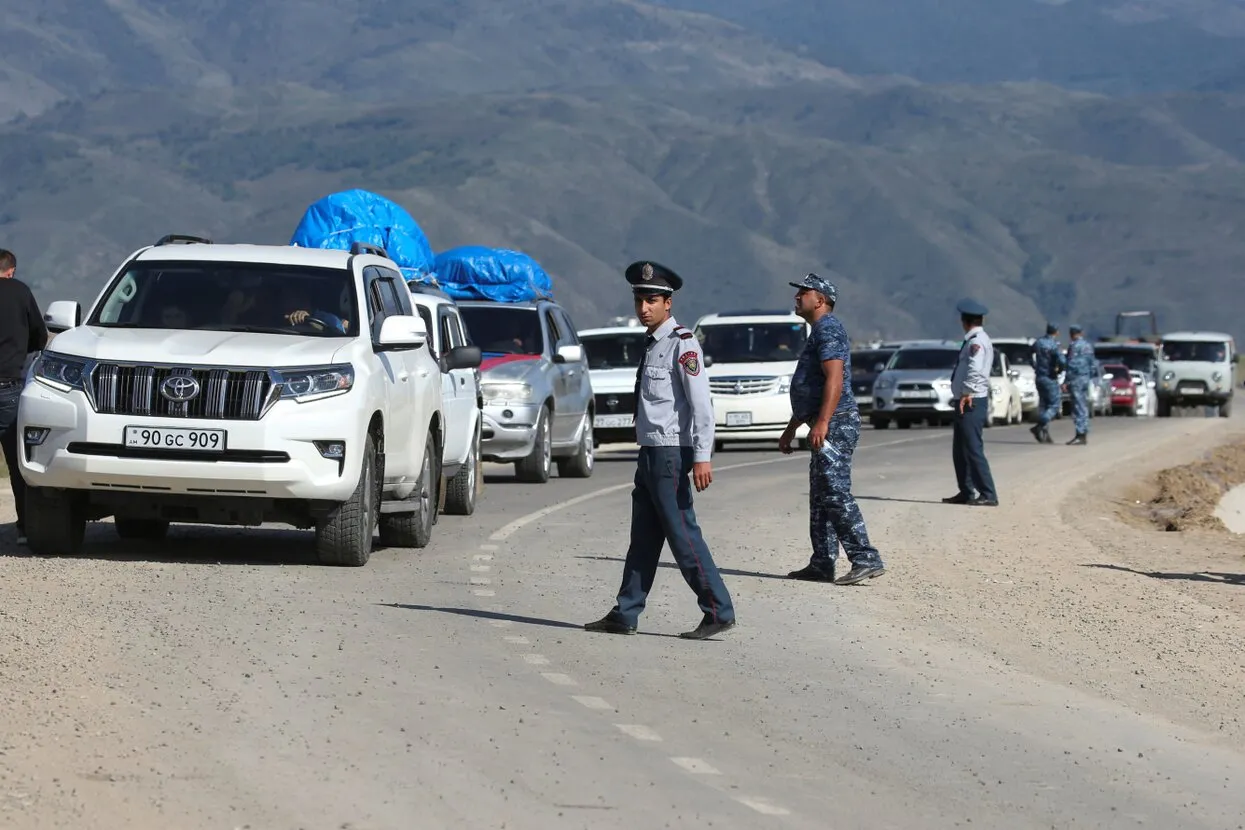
[{"xmin": 160, "ymin": 375, "xmax": 201, "ymax": 402}]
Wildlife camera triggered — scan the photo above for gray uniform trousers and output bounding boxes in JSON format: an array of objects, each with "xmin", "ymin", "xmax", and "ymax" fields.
[
  {"xmin": 951, "ymin": 396, "xmax": 997, "ymax": 500},
  {"xmin": 611, "ymin": 446, "xmax": 735, "ymax": 628}
]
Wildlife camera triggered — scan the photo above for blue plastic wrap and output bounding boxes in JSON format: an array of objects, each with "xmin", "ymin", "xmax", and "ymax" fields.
[
  {"xmin": 290, "ymin": 189, "xmax": 436, "ymax": 283},
  {"xmin": 432, "ymin": 246, "xmax": 554, "ymax": 303}
]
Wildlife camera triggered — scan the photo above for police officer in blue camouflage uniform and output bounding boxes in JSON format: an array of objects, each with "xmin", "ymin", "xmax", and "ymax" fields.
[
  {"xmin": 1063, "ymin": 324, "xmax": 1094, "ymax": 445},
  {"xmin": 1030, "ymin": 322, "xmax": 1066, "ymax": 444},
  {"xmin": 584, "ymin": 261, "xmax": 736, "ymax": 640},
  {"xmin": 943, "ymin": 298, "xmax": 999, "ymax": 506},
  {"xmin": 780, "ymin": 274, "xmax": 885, "ymax": 585}
]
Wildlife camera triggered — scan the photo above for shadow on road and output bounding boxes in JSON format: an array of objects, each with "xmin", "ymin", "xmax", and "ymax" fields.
[
  {"xmin": 855, "ymin": 494, "xmax": 945, "ymax": 505},
  {"xmin": 1082, "ymin": 563, "xmax": 1245, "ymax": 585},
  {"xmin": 1, "ymin": 524, "xmax": 330, "ymax": 566},
  {"xmin": 575, "ymin": 554, "xmax": 793, "ymax": 581},
  {"xmin": 381, "ymin": 603, "xmax": 684, "ymax": 638}
]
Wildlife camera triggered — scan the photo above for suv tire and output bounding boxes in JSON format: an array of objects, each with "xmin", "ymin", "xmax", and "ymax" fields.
[
  {"xmin": 115, "ymin": 518, "xmax": 169, "ymax": 541},
  {"xmin": 381, "ymin": 430, "xmax": 439, "ymax": 547},
  {"xmin": 515, "ymin": 404, "xmax": 552, "ymax": 483},
  {"xmin": 444, "ymin": 421, "xmax": 479, "ymax": 516},
  {"xmin": 25, "ymin": 487, "xmax": 86, "ymax": 556},
  {"xmin": 1220, "ymin": 398, "xmax": 1232, "ymax": 418},
  {"xmin": 316, "ymin": 434, "xmax": 378, "ymax": 566},
  {"xmin": 557, "ymin": 414, "xmax": 594, "ymax": 478}
]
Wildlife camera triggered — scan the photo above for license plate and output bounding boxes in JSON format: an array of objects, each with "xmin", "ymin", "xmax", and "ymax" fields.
[
  {"xmin": 594, "ymin": 414, "xmax": 633, "ymax": 429},
  {"xmin": 726, "ymin": 412, "xmax": 752, "ymax": 427},
  {"xmin": 895, "ymin": 390, "xmax": 934, "ymax": 400},
  {"xmin": 1178, "ymin": 386, "xmax": 1201, "ymax": 395},
  {"xmin": 124, "ymin": 426, "xmax": 226, "ymax": 452}
]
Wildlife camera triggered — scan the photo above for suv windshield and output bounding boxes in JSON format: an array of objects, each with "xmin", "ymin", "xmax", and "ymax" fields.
[
  {"xmin": 1093, "ymin": 347, "xmax": 1155, "ymax": 373},
  {"xmin": 994, "ymin": 342, "xmax": 1033, "ymax": 369},
  {"xmin": 86, "ymin": 261, "xmax": 358, "ymax": 337},
  {"xmin": 1161, "ymin": 340, "xmax": 1230, "ymax": 362},
  {"xmin": 888, "ymin": 348, "xmax": 958, "ymax": 371},
  {"xmin": 851, "ymin": 350, "xmax": 894, "ymax": 377},
  {"xmin": 581, "ymin": 332, "xmax": 648, "ymax": 369},
  {"xmin": 696, "ymin": 322, "xmax": 808, "ymax": 363},
  {"xmin": 459, "ymin": 305, "xmax": 544, "ymax": 355}
]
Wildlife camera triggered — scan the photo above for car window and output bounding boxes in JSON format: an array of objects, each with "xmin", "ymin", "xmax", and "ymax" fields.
[
  {"xmin": 544, "ymin": 310, "xmax": 563, "ymax": 352},
  {"xmin": 457, "ymin": 305, "xmax": 542, "ymax": 355},
  {"xmin": 887, "ymin": 348, "xmax": 958, "ymax": 371},
  {"xmin": 415, "ymin": 306, "xmax": 436, "ymax": 356},
  {"xmin": 438, "ymin": 310, "xmax": 456, "ymax": 357},
  {"xmin": 448, "ymin": 312, "xmax": 466, "ymax": 349},
  {"xmin": 1161, "ymin": 340, "xmax": 1230, "ymax": 362},
  {"xmin": 581, "ymin": 332, "xmax": 648, "ymax": 369},
  {"xmin": 555, "ymin": 310, "xmax": 579, "ymax": 345},
  {"xmin": 695, "ymin": 322, "xmax": 808, "ymax": 363}
]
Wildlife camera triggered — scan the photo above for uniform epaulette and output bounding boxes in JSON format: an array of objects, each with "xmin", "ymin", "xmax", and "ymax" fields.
[{"xmin": 674, "ymin": 327, "xmax": 695, "ymax": 340}]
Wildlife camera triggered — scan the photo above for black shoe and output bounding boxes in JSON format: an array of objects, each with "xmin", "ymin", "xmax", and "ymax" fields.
[
  {"xmin": 1042, "ymin": 429, "xmax": 1054, "ymax": 444},
  {"xmin": 967, "ymin": 496, "xmax": 999, "ymax": 507},
  {"xmin": 942, "ymin": 492, "xmax": 976, "ymax": 504},
  {"xmin": 1029, "ymin": 424, "xmax": 1044, "ymax": 443},
  {"xmin": 679, "ymin": 617, "xmax": 736, "ymax": 640},
  {"xmin": 584, "ymin": 614, "xmax": 636, "ymax": 635},
  {"xmin": 787, "ymin": 564, "xmax": 835, "ymax": 581},
  {"xmin": 1066, "ymin": 433, "xmax": 1087, "ymax": 445},
  {"xmin": 834, "ymin": 564, "xmax": 886, "ymax": 585}
]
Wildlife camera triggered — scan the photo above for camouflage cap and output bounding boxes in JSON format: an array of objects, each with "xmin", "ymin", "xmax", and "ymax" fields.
[{"xmin": 789, "ymin": 272, "xmax": 837, "ymax": 303}]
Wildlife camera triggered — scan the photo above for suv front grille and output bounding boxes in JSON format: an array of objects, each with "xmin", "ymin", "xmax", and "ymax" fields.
[
  {"xmin": 89, "ymin": 364, "xmax": 274, "ymax": 420},
  {"xmin": 594, "ymin": 392, "xmax": 635, "ymax": 414},
  {"xmin": 709, "ymin": 376, "xmax": 779, "ymax": 396}
]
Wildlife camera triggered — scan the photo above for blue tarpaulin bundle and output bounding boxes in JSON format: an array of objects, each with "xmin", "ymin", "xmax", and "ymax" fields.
[
  {"xmin": 289, "ymin": 189, "xmax": 436, "ymax": 283},
  {"xmin": 432, "ymin": 246, "xmax": 554, "ymax": 303}
]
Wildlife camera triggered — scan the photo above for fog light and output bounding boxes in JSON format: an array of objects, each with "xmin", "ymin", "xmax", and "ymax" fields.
[
  {"xmin": 314, "ymin": 440, "xmax": 346, "ymax": 459},
  {"xmin": 23, "ymin": 427, "xmax": 49, "ymax": 446},
  {"xmin": 502, "ymin": 409, "xmax": 514, "ymax": 419}
]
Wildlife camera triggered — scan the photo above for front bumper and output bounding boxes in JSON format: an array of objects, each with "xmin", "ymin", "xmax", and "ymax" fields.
[
  {"xmin": 711, "ymin": 392, "xmax": 806, "ymax": 443},
  {"xmin": 17, "ymin": 382, "xmax": 365, "ymax": 502},
  {"xmin": 872, "ymin": 385, "xmax": 956, "ymax": 418},
  {"xmin": 1158, "ymin": 378, "xmax": 1231, "ymax": 405},
  {"xmin": 479, "ymin": 402, "xmax": 542, "ymax": 461}
]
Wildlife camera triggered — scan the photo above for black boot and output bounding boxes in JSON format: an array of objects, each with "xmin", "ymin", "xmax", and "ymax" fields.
[
  {"xmin": 1042, "ymin": 427, "xmax": 1054, "ymax": 444},
  {"xmin": 1066, "ymin": 433, "xmax": 1086, "ymax": 445},
  {"xmin": 1030, "ymin": 424, "xmax": 1044, "ymax": 443}
]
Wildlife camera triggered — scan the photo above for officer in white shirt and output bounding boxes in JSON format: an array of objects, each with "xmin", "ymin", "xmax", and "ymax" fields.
[
  {"xmin": 943, "ymin": 298, "xmax": 999, "ymax": 507},
  {"xmin": 584, "ymin": 260, "xmax": 736, "ymax": 640}
]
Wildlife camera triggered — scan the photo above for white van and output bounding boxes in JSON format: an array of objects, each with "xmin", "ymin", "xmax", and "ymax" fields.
[{"xmin": 1156, "ymin": 331, "xmax": 1236, "ymax": 417}]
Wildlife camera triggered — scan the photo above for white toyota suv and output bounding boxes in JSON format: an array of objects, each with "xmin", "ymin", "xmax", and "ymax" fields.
[
  {"xmin": 18, "ymin": 235, "xmax": 444, "ymax": 566},
  {"xmin": 693, "ymin": 310, "xmax": 811, "ymax": 450}
]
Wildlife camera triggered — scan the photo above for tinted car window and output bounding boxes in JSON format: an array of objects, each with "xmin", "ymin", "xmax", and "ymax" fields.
[
  {"xmin": 851, "ymin": 350, "xmax": 893, "ymax": 376},
  {"xmin": 696, "ymin": 323, "xmax": 808, "ymax": 363},
  {"xmin": 1161, "ymin": 340, "xmax": 1229, "ymax": 362},
  {"xmin": 581, "ymin": 332, "xmax": 649, "ymax": 369},
  {"xmin": 994, "ymin": 342, "xmax": 1033, "ymax": 368},
  {"xmin": 887, "ymin": 348, "xmax": 958, "ymax": 371},
  {"xmin": 458, "ymin": 306, "xmax": 544, "ymax": 355}
]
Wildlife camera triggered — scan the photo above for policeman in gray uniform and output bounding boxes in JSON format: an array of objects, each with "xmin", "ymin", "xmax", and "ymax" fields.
[
  {"xmin": 942, "ymin": 298, "xmax": 998, "ymax": 507},
  {"xmin": 584, "ymin": 261, "xmax": 736, "ymax": 640}
]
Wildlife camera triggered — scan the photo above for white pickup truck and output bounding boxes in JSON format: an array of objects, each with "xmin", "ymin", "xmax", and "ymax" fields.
[{"xmin": 18, "ymin": 236, "xmax": 445, "ymax": 566}]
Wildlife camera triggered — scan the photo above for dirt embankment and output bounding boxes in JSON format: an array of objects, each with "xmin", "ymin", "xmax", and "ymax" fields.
[{"xmin": 1126, "ymin": 437, "xmax": 1245, "ymax": 532}]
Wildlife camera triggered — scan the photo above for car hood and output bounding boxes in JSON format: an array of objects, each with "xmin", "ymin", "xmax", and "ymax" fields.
[
  {"xmin": 587, "ymin": 367, "xmax": 637, "ymax": 393},
  {"xmin": 479, "ymin": 354, "xmax": 543, "ymax": 381},
  {"xmin": 45, "ymin": 326, "xmax": 349, "ymax": 367}
]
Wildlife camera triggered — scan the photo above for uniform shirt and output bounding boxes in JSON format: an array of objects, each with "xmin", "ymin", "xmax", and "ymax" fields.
[
  {"xmin": 1065, "ymin": 338, "xmax": 1096, "ymax": 379},
  {"xmin": 1032, "ymin": 334, "xmax": 1066, "ymax": 380},
  {"xmin": 951, "ymin": 326, "xmax": 993, "ymax": 398},
  {"xmin": 789, "ymin": 313, "xmax": 856, "ymax": 424},
  {"xmin": 0, "ymin": 277, "xmax": 48, "ymax": 380},
  {"xmin": 634, "ymin": 316, "xmax": 715, "ymax": 462}
]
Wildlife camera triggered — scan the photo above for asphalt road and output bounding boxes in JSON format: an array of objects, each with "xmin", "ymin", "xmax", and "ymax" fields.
[{"xmin": 3, "ymin": 409, "xmax": 1244, "ymax": 829}]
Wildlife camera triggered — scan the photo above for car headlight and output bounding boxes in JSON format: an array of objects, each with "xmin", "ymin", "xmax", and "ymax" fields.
[
  {"xmin": 777, "ymin": 374, "xmax": 792, "ymax": 393},
  {"xmin": 34, "ymin": 353, "xmax": 88, "ymax": 392},
  {"xmin": 1212, "ymin": 371, "xmax": 1223, "ymax": 382},
  {"xmin": 482, "ymin": 382, "xmax": 534, "ymax": 404},
  {"xmin": 875, "ymin": 377, "xmax": 894, "ymax": 391},
  {"xmin": 275, "ymin": 364, "xmax": 354, "ymax": 401},
  {"xmin": 1162, "ymin": 371, "xmax": 1175, "ymax": 381}
]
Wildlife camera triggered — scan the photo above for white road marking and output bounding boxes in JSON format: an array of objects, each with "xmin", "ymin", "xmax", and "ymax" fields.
[
  {"xmin": 541, "ymin": 672, "xmax": 577, "ymax": 686},
  {"xmin": 571, "ymin": 695, "xmax": 614, "ymax": 710},
  {"xmin": 488, "ymin": 620, "xmax": 513, "ymax": 628},
  {"xmin": 671, "ymin": 757, "xmax": 721, "ymax": 775},
  {"xmin": 487, "ymin": 434, "xmax": 945, "ymax": 541},
  {"xmin": 615, "ymin": 724, "xmax": 663, "ymax": 741},
  {"xmin": 735, "ymin": 796, "xmax": 791, "ymax": 816},
  {"xmin": 472, "ymin": 589, "xmax": 495, "ymax": 597},
  {"xmin": 470, "ymin": 576, "xmax": 491, "ymax": 585},
  {"xmin": 470, "ymin": 564, "xmax": 491, "ymax": 572},
  {"xmin": 478, "ymin": 544, "xmax": 499, "ymax": 551},
  {"xmin": 522, "ymin": 654, "xmax": 550, "ymax": 665},
  {"xmin": 504, "ymin": 635, "xmax": 530, "ymax": 645}
]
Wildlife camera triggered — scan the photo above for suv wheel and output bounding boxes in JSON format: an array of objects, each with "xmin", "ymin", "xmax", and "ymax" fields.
[
  {"xmin": 557, "ymin": 413, "xmax": 594, "ymax": 478},
  {"xmin": 1220, "ymin": 398, "xmax": 1232, "ymax": 418},
  {"xmin": 380, "ymin": 429, "xmax": 438, "ymax": 547},
  {"xmin": 444, "ymin": 421, "xmax": 479, "ymax": 515},
  {"xmin": 114, "ymin": 518, "xmax": 169, "ymax": 541},
  {"xmin": 316, "ymin": 433, "xmax": 378, "ymax": 566},
  {"xmin": 25, "ymin": 487, "xmax": 86, "ymax": 556},
  {"xmin": 515, "ymin": 405, "xmax": 551, "ymax": 483}
]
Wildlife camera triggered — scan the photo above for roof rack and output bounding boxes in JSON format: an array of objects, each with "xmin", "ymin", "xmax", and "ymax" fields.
[
  {"xmin": 349, "ymin": 242, "xmax": 388, "ymax": 257},
  {"xmin": 155, "ymin": 234, "xmax": 212, "ymax": 246}
]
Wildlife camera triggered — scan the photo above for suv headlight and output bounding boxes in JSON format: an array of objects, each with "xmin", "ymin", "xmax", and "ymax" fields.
[
  {"xmin": 482, "ymin": 382, "xmax": 534, "ymax": 404},
  {"xmin": 34, "ymin": 353, "xmax": 88, "ymax": 392},
  {"xmin": 777, "ymin": 374, "xmax": 792, "ymax": 393},
  {"xmin": 875, "ymin": 376, "xmax": 894, "ymax": 391},
  {"xmin": 275, "ymin": 364, "xmax": 354, "ymax": 401}
]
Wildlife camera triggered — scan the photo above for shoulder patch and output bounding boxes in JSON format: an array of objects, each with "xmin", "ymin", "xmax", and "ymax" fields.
[
  {"xmin": 969, "ymin": 343, "xmax": 982, "ymax": 356},
  {"xmin": 678, "ymin": 350, "xmax": 701, "ymax": 376}
]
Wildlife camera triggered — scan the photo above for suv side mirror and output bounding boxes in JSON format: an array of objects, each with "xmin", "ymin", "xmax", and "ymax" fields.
[
  {"xmin": 375, "ymin": 316, "xmax": 427, "ymax": 351},
  {"xmin": 443, "ymin": 345, "xmax": 482, "ymax": 371},
  {"xmin": 45, "ymin": 300, "xmax": 81, "ymax": 333},
  {"xmin": 703, "ymin": 354, "xmax": 714, "ymax": 368},
  {"xmin": 553, "ymin": 344, "xmax": 583, "ymax": 364}
]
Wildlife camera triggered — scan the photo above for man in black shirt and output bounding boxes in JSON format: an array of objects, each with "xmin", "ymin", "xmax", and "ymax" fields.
[{"xmin": 0, "ymin": 249, "xmax": 48, "ymax": 544}]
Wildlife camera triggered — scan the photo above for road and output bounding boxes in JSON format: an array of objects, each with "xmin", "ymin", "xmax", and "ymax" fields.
[{"xmin": 2, "ymin": 410, "xmax": 1244, "ymax": 829}]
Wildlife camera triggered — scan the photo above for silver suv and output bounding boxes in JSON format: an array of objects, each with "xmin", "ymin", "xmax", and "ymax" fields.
[
  {"xmin": 870, "ymin": 340, "xmax": 960, "ymax": 429},
  {"xmin": 456, "ymin": 299, "xmax": 594, "ymax": 482}
]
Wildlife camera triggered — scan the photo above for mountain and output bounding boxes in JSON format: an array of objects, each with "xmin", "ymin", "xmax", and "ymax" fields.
[{"xmin": 2, "ymin": 0, "xmax": 1244, "ymax": 342}]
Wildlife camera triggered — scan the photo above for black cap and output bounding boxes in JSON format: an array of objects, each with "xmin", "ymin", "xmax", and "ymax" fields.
[{"xmin": 625, "ymin": 260, "xmax": 683, "ymax": 295}]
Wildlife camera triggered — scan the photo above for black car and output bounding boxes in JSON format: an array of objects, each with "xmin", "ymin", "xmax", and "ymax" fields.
[{"xmin": 850, "ymin": 349, "xmax": 895, "ymax": 415}]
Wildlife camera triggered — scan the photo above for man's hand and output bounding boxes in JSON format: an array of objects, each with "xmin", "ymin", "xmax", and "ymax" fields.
[
  {"xmin": 778, "ymin": 426, "xmax": 797, "ymax": 454},
  {"xmin": 808, "ymin": 419, "xmax": 829, "ymax": 451},
  {"xmin": 692, "ymin": 461, "xmax": 713, "ymax": 492},
  {"xmin": 958, "ymin": 394, "xmax": 973, "ymax": 413},
  {"xmin": 286, "ymin": 309, "xmax": 311, "ymax": 325}
]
